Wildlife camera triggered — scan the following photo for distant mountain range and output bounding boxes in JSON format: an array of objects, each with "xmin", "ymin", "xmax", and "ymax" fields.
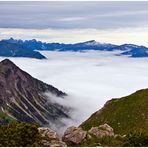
[
  {"xmin": 0, "ymin": 59, "xmax": 69, "ymax": 126},
  {"xmin": 0, "ymin": 40, "xmax": 46, "ymax": 59},
  {"xmin": 1, "ymin": 38, "xmax": 148, "ymax": 58}
]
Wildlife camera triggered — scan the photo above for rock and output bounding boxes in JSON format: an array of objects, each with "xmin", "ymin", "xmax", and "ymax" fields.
[
  {"xmin": 63, "ymin": 126, "xmax": 76, "ymax": 136},
  {"xmin": 50, "ymin": 140, "xmax": 67, "ymax": 147},
  {"xmin": 38, "ymin": 127, "xmax": 59, "ymax": 140},
  {"xmin": 87, "ymin": 134, "xmax": 92, "ymax": 140},
  {"xmin": 38, "ymin": 127, "xmax": 66, "ymax": 147},
  {"xmin": 62, "ymin": 126, "xmax": 87, "ymax": 145},
  {"xmin": 99, "ymin": 123, "xmax": 114, "ymax": 132},
  {"xmin": 88, "ymin": 124, "xmax": 114, "ymax": 138}
]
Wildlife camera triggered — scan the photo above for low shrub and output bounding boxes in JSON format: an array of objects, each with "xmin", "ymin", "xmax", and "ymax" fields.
[{"xmin": 0, "ymin": 122, "xmax": 40, "ymax": 146}]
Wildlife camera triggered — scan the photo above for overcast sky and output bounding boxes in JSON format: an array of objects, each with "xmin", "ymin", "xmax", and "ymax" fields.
[{"xmin": 1, "ymin": 1, "xmax": 148, "ymax": 45}]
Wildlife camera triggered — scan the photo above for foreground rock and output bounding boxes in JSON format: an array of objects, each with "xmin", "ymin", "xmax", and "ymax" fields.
[
  {"xmin": 88, "ymin": 123, "xmax": 114, "ymax": 138},
  {"xmin": 62, "ymin": 124, "xmax": 115, "ymax": 146},
  {"xmin": 38, "ymin": 124, "xmax": 115, "ymax": 146},
  {"xmin": 62, "ymin": 126, "xmax": 87, "ymax": 145},
  {"xmin": 38, "ymin": 127, "xmax": 67, "ymax": 147}
]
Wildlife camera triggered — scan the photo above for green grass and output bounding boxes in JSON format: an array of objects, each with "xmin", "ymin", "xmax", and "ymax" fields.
[
  {"xmin": 81, "ymin": 89, "xmax": 148, "ymax": 135},
  {"xmin": 0, "ymin": 111, "xmax": 15, "ymax": 124},
  {"xmin": 80, "ymin": 135, "xmax": 126, "ymax": 147}
]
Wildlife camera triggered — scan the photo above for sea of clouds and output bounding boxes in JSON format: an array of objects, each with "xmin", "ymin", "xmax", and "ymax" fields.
[{"xmin": 1, "ymin": 50, "xmax": 148, "ymax": 133}]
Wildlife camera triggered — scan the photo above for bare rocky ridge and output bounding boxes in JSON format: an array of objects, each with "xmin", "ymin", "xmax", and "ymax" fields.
[{"xmin": 0, "ymin": 59, "xmax": 69, "ymax": 126}]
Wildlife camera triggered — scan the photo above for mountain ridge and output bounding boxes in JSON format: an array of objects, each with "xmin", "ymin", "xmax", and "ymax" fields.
[
  {"xmin": 0, "ymin": 58, "xmax": 69, "ymax": 126},
  {"xmin": 0, "ymin": 40, "xmax": 46, "ymax": 59},
  {"xmin": 2, "ymin": 38, "xmax": 148, "ymax": 58}
]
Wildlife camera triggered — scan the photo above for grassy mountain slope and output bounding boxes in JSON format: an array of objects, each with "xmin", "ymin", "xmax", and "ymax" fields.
[{"xmin": 81, "ymin": 89, "xmax": 148, "ymax": 135}]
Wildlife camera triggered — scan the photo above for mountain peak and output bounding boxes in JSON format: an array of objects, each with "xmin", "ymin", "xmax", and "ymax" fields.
[
  {"xmin": 84, "ymin": 40, "xmax": 97, "ymax": 44},
  {"xmin": 0, "ymin": 59, "xmax": 19, "ymax": 74},
  {"xmin": 86, "ymin": 40, "xmax": 96, "ymax": 43},
  {"xmin": 0, "ymin": 59, "xmax": 15, "ymax": 66},
  {"xmin": 0, "ymin": 59, "xmax": 68, "ymax": 126},
  {"xmin": 8, "ymin": 37, "xmax": 15, "ymax": 41}
]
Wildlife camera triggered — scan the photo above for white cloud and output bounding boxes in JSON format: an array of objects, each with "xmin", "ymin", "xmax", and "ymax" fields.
[{"xmin": 59, "ymin": 17, "xmax": 86, "ymax": 22}]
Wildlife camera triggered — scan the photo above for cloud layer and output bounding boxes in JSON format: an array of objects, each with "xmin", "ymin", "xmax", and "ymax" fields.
[{"xmin": 1, "ymin": 51, "xmax": 148, "ymax": 131}]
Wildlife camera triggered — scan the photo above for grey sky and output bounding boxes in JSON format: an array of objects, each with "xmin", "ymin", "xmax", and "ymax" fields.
[
  {"xmin": 1, "ymin": 1, "xmax": 148, "ymax": 45},
  {"xmin": 1, "ymin": 1, "xmax": 148, "ymax": 29}
]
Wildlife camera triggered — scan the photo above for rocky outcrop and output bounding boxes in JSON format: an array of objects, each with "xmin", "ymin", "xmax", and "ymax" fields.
[
  {"xmin": 37, "ymin": 124, "xmax": 116, "ymax": 146},
  {"xmin": 62, "ymin": 126, "xmax": 87, "ymax": 145},
  {"xmin": 62, "ymin": 124, "xmax": 115, "ymax": 146},
  {"xmin": 38, "ymin": 127, "xmax": 66, "ymax": 147},
  {"xmin": 88, "ymin": 123, "xmax": 114, "ymax": 138}
]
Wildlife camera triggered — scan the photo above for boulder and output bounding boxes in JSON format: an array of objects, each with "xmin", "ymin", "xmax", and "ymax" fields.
[
  {"xmin": 99, "ymin": 123, "xmax": 114, "ymax": 132},
  {"xmin": 62, "ymin": 126, "xmax": 87, "ymax": 145},
  {"xmin": 88, "ymin": 124, "xmax": 114, "ymax": 138},
  {"xmin": 38, "ymin": 127, "xmax": 66, "ymax": 147}
]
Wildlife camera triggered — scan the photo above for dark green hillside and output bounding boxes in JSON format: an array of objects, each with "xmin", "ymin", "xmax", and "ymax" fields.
[{"xmin": 81, "ymin": 89, "xmax": 148, "ymax": 135}]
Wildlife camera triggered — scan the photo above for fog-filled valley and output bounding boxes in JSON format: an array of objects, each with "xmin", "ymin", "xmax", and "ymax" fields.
[{"xmin": 1, "ymin": 50, "xmax": 148, "ymax": 133}]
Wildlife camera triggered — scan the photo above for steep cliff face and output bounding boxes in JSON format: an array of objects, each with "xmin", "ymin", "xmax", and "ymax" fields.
[{"xmin": 0, "ymin": 59, "xmax": 69, "ymax": 126}]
